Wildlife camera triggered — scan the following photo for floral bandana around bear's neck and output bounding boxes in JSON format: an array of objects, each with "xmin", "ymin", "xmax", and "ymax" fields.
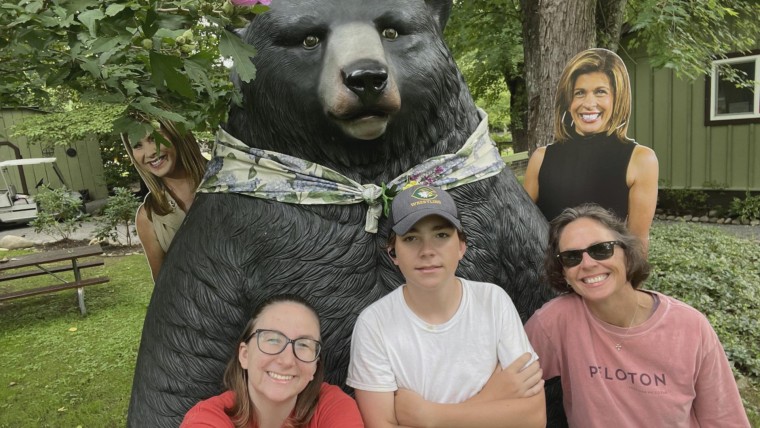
[{"xmin": 197, "ymin": 108, "xmax": 505, "ymax": 233}]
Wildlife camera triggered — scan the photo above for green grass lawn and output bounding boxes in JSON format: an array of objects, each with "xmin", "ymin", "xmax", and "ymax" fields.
[
  {"xmin": 0, "ymin": 222, "xmax": 758, "ymax": 427},
  {"xmin": 0, "ymin": 253, "xmax": 152, "ymax": 427}
]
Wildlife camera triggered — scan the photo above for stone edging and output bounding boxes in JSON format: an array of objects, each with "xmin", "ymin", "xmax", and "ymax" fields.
[{"xmin": 655, "ymin": 213, "xmax": 760, "ymax": 226}]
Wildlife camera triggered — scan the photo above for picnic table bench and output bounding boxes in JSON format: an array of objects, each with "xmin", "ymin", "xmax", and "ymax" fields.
[{"xmin": 0, "ymin": 244, "xmax": 109, "ymax": 315}]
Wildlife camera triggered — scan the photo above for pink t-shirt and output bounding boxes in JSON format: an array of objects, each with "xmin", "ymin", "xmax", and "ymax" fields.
[
  {"xmin": 180, "ymin": 383, "xmax": 364, "ymax": 427},
  {"xmin": 525, "ymin": 291, "xmax": 749, "ymax": 428}
]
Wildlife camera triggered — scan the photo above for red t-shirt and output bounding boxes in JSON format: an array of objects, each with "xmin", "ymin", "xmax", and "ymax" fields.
[{"xmin": 181, "ymin": 383, "xmax": 363, "ymax": 427}]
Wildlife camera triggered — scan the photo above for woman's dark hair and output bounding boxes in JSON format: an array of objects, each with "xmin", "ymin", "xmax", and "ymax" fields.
[
  {"xmin": 222, "ymin": 294, "xmax": 324, "ymax": 428},
  {"xmin": 545, "ymin": 203, "xmax": 650, "ymax": 293}
]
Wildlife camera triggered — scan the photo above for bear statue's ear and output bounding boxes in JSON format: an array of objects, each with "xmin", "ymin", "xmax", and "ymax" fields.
[{"xmin": 426, "ymin": 0, "xmax": 453, "ymax": 31}]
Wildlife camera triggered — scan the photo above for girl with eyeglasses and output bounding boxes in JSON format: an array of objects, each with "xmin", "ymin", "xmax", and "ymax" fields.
[
  {"xmin": 181, "ymin": 294, "xmax": 364, "ymax": 428},
  {"xmin": 525, "ymin": 204, "xmax": 749, "ymax": 427}
]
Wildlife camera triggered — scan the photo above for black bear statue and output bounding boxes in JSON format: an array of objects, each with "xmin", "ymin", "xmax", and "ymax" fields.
[{"xmin": 127, "ymin": 0, "xmax": 557, "ymax": 426}]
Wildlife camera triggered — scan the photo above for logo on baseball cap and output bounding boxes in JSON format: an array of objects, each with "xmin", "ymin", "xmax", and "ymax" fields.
[{"xmin": 389, "ymin": 185, "xmax": 462, "ymax": 235}]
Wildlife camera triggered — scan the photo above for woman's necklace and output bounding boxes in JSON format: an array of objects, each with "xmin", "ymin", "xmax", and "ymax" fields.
[
  {"xmin": 163, "ymin": 186, "xmax": 177, "ymax": 209},
  {"xmin": 615, "ymin": 293, "xmax": 640, "ymax": 352}
]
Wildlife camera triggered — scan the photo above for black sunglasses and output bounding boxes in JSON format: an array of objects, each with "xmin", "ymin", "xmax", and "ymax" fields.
[{"xmin": 556, "ymin": 241, "xmax": 623, "ymax": 268}]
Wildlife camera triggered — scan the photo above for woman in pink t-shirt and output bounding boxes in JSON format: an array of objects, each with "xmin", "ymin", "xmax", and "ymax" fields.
[
  {"xmin": 526, "ymin": 204, "xmax": 749, "ymax": 427},
  {"xmin": 181, "ymin": 294, "xmax": 363, "ymax": 428}
]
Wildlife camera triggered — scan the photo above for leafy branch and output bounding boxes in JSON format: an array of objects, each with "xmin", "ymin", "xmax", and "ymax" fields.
[
  {"xmin": 1, "ymin": 0, "xmax": 269, "ymax": 145},
  {"xmin": 627, "ymin": 0, "xmax": 760, "ymax": 80}
]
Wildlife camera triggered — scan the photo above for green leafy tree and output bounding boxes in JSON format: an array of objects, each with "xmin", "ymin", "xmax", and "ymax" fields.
[
  {"xmin": 0, "ymin": 0, "xmax": 268, "ymax": 145},
  {"xmin": 10, "ymin": 101, "xmax": 126, "ymax": 147},
  {"xmin": 628, "ymin": 0, "xmax": 759, "ymax": 81},
  {"xmin": 29, "ymin": 186, "xmax": 89, "ymax": 241},
  {"xmin": 446, "ymin": 1, "xmax": 523, "ymax": 148},
  {"xmin": 99, "ymin": 134, "xmax": 143, "ymax": 191},
  {"xmin": 94, "ymin": 187, "xmax": 141, "ymax": 246}
]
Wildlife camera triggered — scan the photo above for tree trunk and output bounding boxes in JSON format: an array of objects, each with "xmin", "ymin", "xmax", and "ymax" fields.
[
  {"xmin": 521, "ymin": 0, "xmax": 596, "ymax": 153},
  {"xmin": 596, "ymin": 0, "xmax": 628, "ymax": 51},
  {"xmin": 505, "ymin": 67, "xmax": 529, "ymax": 153}
]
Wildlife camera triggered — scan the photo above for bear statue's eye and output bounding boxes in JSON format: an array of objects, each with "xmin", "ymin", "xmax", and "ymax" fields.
[
  {"xmin": 382, "ymin": 28, "xmax": 399, "ymax": 40},
  {"xmin": 303, "ymin": 35, "xmax": 320, "ymax": 49}
]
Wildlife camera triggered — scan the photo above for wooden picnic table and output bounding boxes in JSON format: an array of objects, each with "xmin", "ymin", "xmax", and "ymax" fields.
[{"xmin": 0, "ymin": 244, "xmax": 110, "ymax": 315}]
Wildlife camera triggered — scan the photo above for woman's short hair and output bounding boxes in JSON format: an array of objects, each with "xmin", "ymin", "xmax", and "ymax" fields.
[
  {"xmin": 121, "ymin": 116, "xmax": 207, "ymax": 217},
  {"xmin": 545, "ymin": 203, "xmax": 650, "ymax": 294},
  {"xmin": 553, "ymin": 48, "xmax": 632, "ymax": 143},
  {"xmin": 222, "ymin": 294, "xmax": 324, "ymax": 428}
]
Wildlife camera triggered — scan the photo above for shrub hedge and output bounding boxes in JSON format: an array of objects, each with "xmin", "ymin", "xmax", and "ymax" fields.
[{"xmin": 648, "ymin": 223, "xmax": 760, "ymax": 380}]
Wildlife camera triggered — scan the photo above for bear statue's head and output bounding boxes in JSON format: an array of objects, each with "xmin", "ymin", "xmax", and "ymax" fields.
[{"xmin": 225, "ymin": 0, "xmax": 478, "ymax": 181}]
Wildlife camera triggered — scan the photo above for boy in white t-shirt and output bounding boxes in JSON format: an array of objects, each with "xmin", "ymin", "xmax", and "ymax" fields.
[{"xmin": 347, "ymin": 185, "xmax": 545, "ymax": 428}]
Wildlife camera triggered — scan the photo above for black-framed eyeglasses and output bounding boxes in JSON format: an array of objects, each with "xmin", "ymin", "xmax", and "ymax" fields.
[
  {"xmin": 245, "ymin": 329, "xmax": 322, "ymax": 363},
  {"xmin": 556, "ymin": 241, "xmax": 623, "ymax": 268}
]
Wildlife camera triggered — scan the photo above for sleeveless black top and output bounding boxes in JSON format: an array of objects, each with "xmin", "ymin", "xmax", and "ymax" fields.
[{"xmin": 536, "ymin": 132, "xmax": 636, "ymax": 222}]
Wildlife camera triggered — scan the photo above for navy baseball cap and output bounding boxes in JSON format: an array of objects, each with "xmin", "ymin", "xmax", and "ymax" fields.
[{"xmin": 389, "ymin": 185, "xmax": 462, "ymax": 235}]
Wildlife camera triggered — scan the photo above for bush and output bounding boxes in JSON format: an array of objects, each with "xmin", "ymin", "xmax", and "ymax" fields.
[
  {"xmin": 93, "ymin": 187, "xmax": 141, "ymax": 246},
  {"xmin": 99, "ymin": 135, "xmax": 141, "ymax": 190},
  {"xmin": 729, "ymin": 192, "xmax": 760, "ymax": 222},
  {"xmin": 658, "ymin": 187, "xmax": 710, "ymax": 215},
  {"xmin": 648, "ymin": 223, "xmax": 760, "ymax": 380},
  {"xmin": 29, "ymin": 186, "xmax": 89, "ymax": 241}
]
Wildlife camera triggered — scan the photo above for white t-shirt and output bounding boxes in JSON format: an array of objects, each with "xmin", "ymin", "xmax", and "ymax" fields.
[{"xmin": 346, "ymin": 278, "xmax": 537, "ymax": 404}]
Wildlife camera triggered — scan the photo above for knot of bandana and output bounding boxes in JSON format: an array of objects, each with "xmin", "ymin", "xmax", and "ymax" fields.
[
  {"xmin": 198, "ymin": 109, "xmax": 505, "ymax": 233},
  {"xmin": 361, "ymin": 184, "xmax": 385, "ymax": 232},
  {"xmin": 361, "ymin": 185, "xmax": 383, "ymax": 205}
]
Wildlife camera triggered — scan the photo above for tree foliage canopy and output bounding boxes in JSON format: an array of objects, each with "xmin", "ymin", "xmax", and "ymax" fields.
[
  {"xmin": 11, "ymin": 101, "xmax": 126, "ymax": 146},
  {"xmin": 445, "ymin": 0, "xmax": 522, "ymax": 105},
  {"xmin": 0, "ymin": 0, "xmax": 268, "ymax": 144},
  {"xmin": 628, "ymin": 0, "xmax": 760, "ymax": 80}
]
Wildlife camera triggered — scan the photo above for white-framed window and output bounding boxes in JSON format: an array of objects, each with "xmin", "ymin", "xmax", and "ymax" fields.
[{"xmin": 708, "ymin": 53, "xmax": 760, "ymax": 125}]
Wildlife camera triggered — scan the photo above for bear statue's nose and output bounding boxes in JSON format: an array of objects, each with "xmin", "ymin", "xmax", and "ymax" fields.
[{"xmin": 342, "ymin": 61, "xmax": 388, "ymax": 102}]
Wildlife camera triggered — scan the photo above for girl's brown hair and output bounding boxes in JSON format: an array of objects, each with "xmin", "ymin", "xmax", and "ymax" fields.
[
  {"xmin": 223, "ymin": 294, "xmax": 324, "ymax": 428},
  {"xmin": 553, "ymin": 48, "xmax": 632, "ymax": 143},
  {"xmin": 121, "ymin": 117, "xmax": 207, "ymax": 218}
]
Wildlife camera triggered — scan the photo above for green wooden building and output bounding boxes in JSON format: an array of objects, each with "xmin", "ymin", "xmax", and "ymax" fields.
[
  {"xmin": 622, "ymin": 46, "xmax": 759, "ymax": 192},
  {"xmin": 0, "ymin": 108, "xmax": 108, "ymax": 200}
]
